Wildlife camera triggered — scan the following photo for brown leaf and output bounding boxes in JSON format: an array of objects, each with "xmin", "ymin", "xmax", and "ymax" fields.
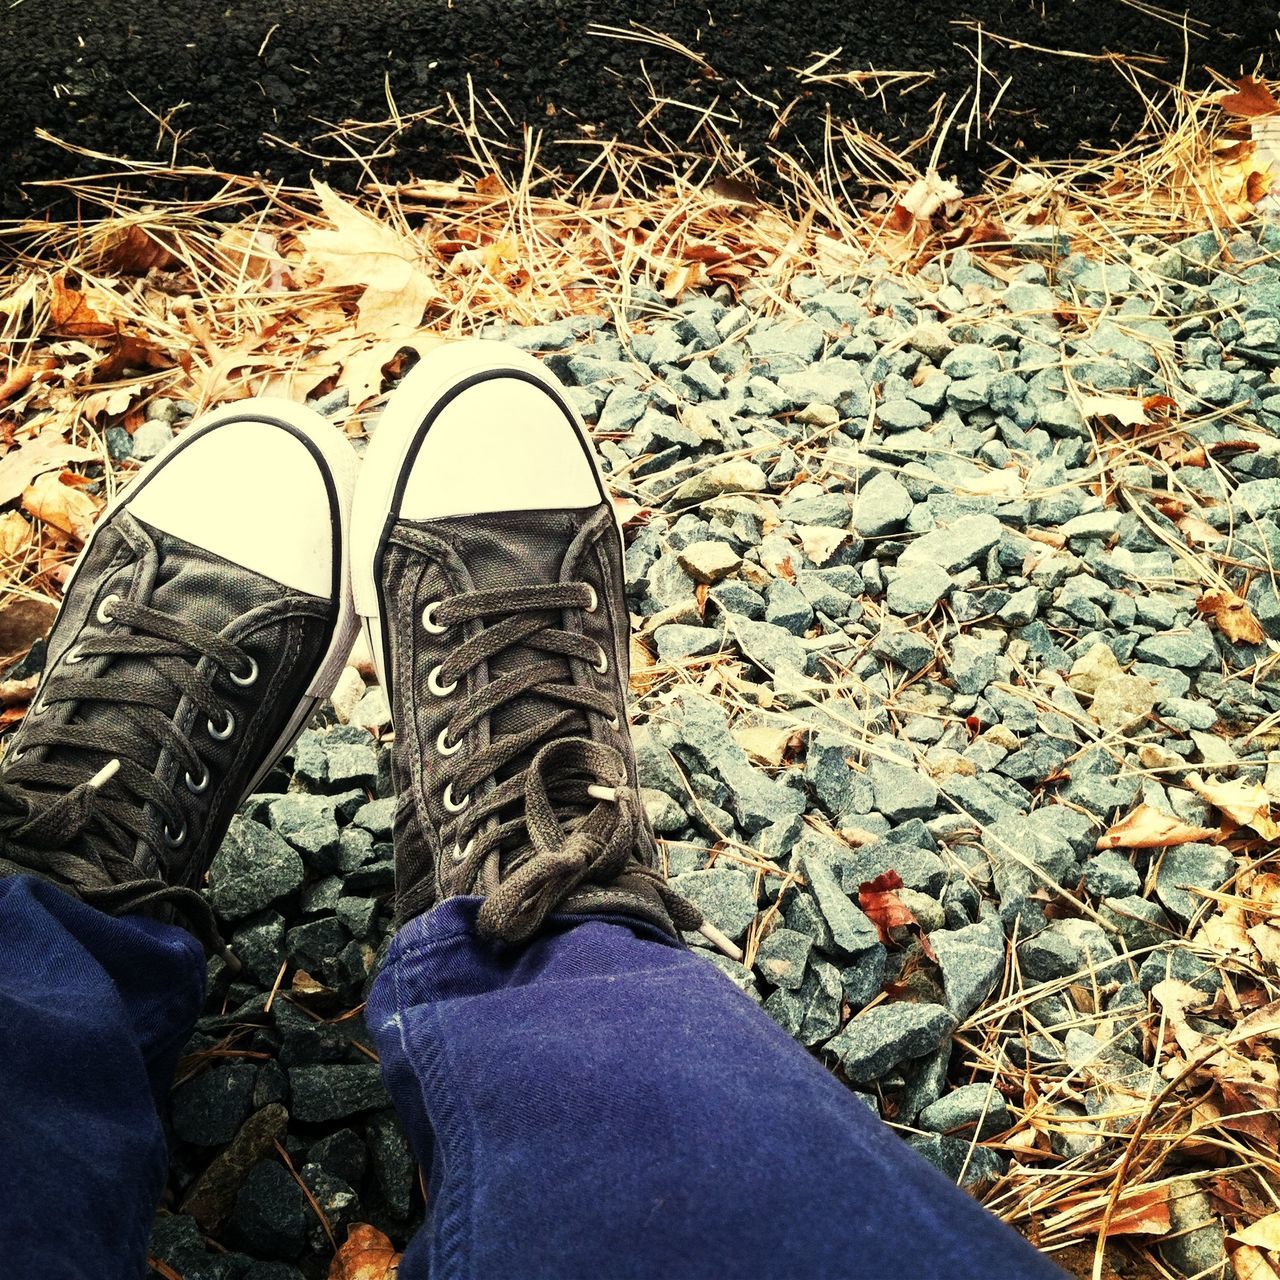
[
  {"xmin": 0, "ymin": 510, "xmax": 32, "ymax": 564},
  {"xmin": 22, "ymin": 470, "xmax": 102, "ymax": 543},
  {"xmin": 1197, "ymin": 591, "xmax": 1265, "ymax": 645},
  {"xmin": 0, "ymin": 432, "xmax": 99, "ymax": 508},
  {"xmin": 94, "ymin": 224, "xmax": 179, "ymax": 275},
  {"xmin": 300, "ymin": 182, "xmax": 438, "ymax": 335},
  {"xmin": 1187, "ymin": 775, "xmax": 1280, "ymax": 841},
  {"xmin": 92, "ymin": 332, "xmax": 175, "ymax": 384},
  {"xmin": 0, "ymin": 596, "xmax": 56, "ymax": 665},
  {"xmin": 328, "ymin": 1223, "xmax": 401, "ymax": 1280},
  {"xmin": 1079, "ymin": 1184, "xmax": 1172, "ymax": 1238},
  {"xmin": 49, "ymin": 274, "xmax": 116, "ymax": 338},
  {"xmin": 1235, "ymin": 1211, "xmax": 1280, "ymax": 1251},
  {"xmin": 1097, "ymin": 804, "xmax": 1218, "ymax": 850},
  {"xmin": 733, "ymin": 725, "xmax": 793, "ymax": 767},
  {"xmin": 1230, "ymin": 1244, "xmax": 1280, "ymax": 1280},
  {"xmin": 858, "ymin": 869, "xmax": 937, "ymax": 959},
  {"xmin": 1220, "ymin": 77, "xmax": 1280, "ymax": 119}
]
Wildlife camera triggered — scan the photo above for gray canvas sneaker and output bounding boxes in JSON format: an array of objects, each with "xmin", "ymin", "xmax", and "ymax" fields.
[
  {"xmin": 0, "ymin": 400, "xmax": 359, "ymax": 954},
  {"xmin": 352, "ymin": 340, "xmax": 735, "ymax": 954}
]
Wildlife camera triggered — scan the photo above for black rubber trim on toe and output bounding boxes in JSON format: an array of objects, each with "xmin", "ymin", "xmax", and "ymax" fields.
[{"xmin": 370, "ymin": 365, "xmax": 606, "ymax": 705}]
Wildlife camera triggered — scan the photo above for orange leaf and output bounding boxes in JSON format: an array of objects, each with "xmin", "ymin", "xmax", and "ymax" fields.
[
  {"xmin": 49, "ymin": 274, "xmax": 116, "ymax": 338},
  {"xmin": 858, "ymin": 870, "xmax": 937, "ymax": 960},
  {"xmin": 1097, "ymin": 804, "xmax": 1218, "ymax": 850},
  {"xmin": 328, "ymin": 1223, "xmax": 402, "ymax": 1280},
  {"xmin": 22, "ymin": 471, "xmax": 102, "ymax": 543},
  {"xmin": 1220, "ymin": 77, "xmax": 1280, "ymax": 119},
  {"xmin": 0, "ymin": 432, "xmax": 99, "ymax": 507},
  {"xmin": 1092, "ymin": 1185, "xmax": 1172, "ymax": 1237},
  {"xmin": 1197, "ymin": 591, "xmax": 1265, "ymax": 645}
]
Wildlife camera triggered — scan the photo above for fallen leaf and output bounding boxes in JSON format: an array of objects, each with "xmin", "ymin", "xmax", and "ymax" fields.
[
  {"xmin": 0, "ymin": 510, "xmax": 32, "ymax": 562},
  {"xmin": 1197, "ymin": 591, "xmax": 1265, "ymax": 645},
  {"xmin": 797, "ymin": 526, "xmax": 850, "ymax": 566},
  {"xmin": 661, "ymin": 261, "xmax": 708, "ymax": 301},
  {"xmin": 49, "ymin": 273, "xmax": 116, "ymax": 338},
  {"xmin": 1088, "ymin": 1184, "xmax": 1172, "ymax": 1237},
  {"xmin": 93, "ymin": 223, "xmax": 179, "ymax": 275},
  {"xmin": 732, "ymin": 724, "xmax": 793, "ymax": 767},
  {"xmin": 858, "ymin": 869, "xmax": 937, "ymax": 959},
  {"xmin": 1230, "ymin": 1244, "xmax": 1280, "ymax": 1280},
  {"xmin": 22, "ymin": 470, "xmax": 101, "ymax": 543},
  {"xmin": 1096, "ymin": 804, "xmax": 1218, "ymax": 850},
  {"xmin": 300, "ymin": 182, "xmax": 438, "ymax": 335},
  {"xmin": 1188, "ymin": 775, "xmax": 1280, "ymax": 840},
  {"xmin": 1080, "ymin": 394, "xmax": 1150, "ymax": 426},
  {"xmin": 1235, "ymin": 1211, "xmax": 1280, "ymax": 1250},
  {"xmin": 328, "ymin": 1223, "xmax": 401, "ymax": 1279},
  {"xmin": 0, "ymin": 674, "xmax": 37, "ymax": 708},
  {"xmin": 0, "ymin": 432, "xmax": 100, "ymax": 507},
  {"xmin": 1220, "ymin": 77, "xmax": 1280, "ymax": 120},
  {"xmin": 0, "ymin": 596, "xmax": 56, "ymax": 664}
]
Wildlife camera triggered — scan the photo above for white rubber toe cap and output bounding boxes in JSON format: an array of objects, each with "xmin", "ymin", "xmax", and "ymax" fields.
[
  {"xmin": 126, "ymin": 410, "xmax": 342, "ymax": 598},
  {"xmin": 397, "ymin": 375, "xmax": 601, "ymax": 520}
]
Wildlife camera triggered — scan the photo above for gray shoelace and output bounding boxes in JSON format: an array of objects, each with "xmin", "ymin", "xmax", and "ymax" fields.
[
  {"xmin": 415, "ymin": 582, "xmax": 732, "ymax": 951},
  {"xmin": 0, "ymin": 595, "xmax": 255, "ymax": 954}
]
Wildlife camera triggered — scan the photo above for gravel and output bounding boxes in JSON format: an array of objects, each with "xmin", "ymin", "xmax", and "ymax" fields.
[{"xmin": 145, "ymin": 215, "xmax": 1280, "ymax": 1273}]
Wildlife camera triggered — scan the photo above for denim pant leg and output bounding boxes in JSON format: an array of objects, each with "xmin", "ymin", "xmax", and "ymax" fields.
[
  {"xmin": 0, "ymin": 875, "xmax": 206, "ymax": 1278},
  {"xmin": 366, "ymin": 896, "xmax": 1065, "ymax": 1280}
]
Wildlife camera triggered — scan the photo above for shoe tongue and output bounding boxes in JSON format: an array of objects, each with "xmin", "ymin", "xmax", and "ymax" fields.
[{"xmin": 432, "ymin": 508, "xmax": 594, "ymax": 767}]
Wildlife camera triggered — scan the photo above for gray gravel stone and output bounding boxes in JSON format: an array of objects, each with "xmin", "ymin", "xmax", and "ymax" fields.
[
  {"xmin": 287, "ymin": 1065, "xmax": 388, "ymax": 1123},
  {"xmin": 826, "ymin": 1002, "xmax": 956, "ymax": 1083},
  {"xmin": 867, "ymin": 758, "xmax": 939, "ymax": 822},
  {"xmin": 918, "ymin": 1081, "xmax": 1012, "ymax": 1141},
  {"xmin": 886, "ymin": 563, "xmax": 951, "ymax": 615},
  {"xmin": 901, "ymin": 515, "xmax": 1002, "ymax": 574},
  {"xmin": 755, "ymin": 927, "xmax": 812, "ymax": 989},
  {"xmin": 851, "ymin": 472, "xmax": 914, "ymax": 537},
  {"xmin": 669, "ymin": 868, "xmax": 758, "ymax": 943},
  {"xmin": 802, "ymin": 852, "xmax": 880, "ymax": 957},
  {"xmin": 930, "ymin": 918, "xmax": 1005, "ymax": 1020},
  {"xmin": 1155, "ymin": 843, "xmax": 1236, "ymax": 923},
  {"xmin": 207, "ymin": 818, "xmax": 305, "ymax": 922}
]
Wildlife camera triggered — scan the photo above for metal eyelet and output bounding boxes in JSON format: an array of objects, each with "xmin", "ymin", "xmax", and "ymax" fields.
[
  {"xmin": 594, "ymin": 647, "xmax": 609, "ymax": 674},
  {"xmin": 442, "ymin": 782, "xmax": 470, "ymax": 813},
  {"xmin": 607, "ymin": 714, "xmax": 621, "ymax": 730},
  {"xmin": 7, "ymin": 747, "xmax": 24, "ymax": 764},
  {"xmin": 451, "ymin": 837, "xmax": 476, "ymax": 863},
  {"xmin": 584, "ymin": 585, "xmax": 599, "ymax": 613},
  {"xmin": 422, "ymin": 601, "xmax": 448, "ymax": 635},
  {"xmin": 229, "ymin": 655, "xmax": 259, "ymax": 687},
  {"xmin": 207, "ymin": 709, "xmax": 236, "ymax": 740},
  {"xmin": 64, "ymin": 644, "xmax": 85, "ymax": 665},
  {"xmin": 428, "ymin": 665, "xmax": 458, "ymax": 697},
  {"xmin": 437, "ymin": 727, "xmax": 462, "ymax": 757},
  {"xmin": 95, "ymin": 594, "xmax": 121, "ymax": 625},
  {"xmin": 164, "ymin": 820, "xmax": 187, "ymax": 848},
  {"xmin": 185, "ymin": 765, "xmax": 209, "ymax": 794}
]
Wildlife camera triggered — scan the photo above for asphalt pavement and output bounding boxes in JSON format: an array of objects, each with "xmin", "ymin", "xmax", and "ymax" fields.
[{"xmin": 1, "ymin": 0, "xmax": 1276, "ymax": 218}]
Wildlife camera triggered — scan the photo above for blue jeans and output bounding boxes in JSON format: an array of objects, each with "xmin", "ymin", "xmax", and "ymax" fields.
[{"xmin": 0, "ymin": 874, "xmax": 1063, "ymax": 1279}]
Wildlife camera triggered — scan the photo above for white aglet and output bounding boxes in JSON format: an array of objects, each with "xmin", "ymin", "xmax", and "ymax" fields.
[
  {"xmin": 87, "ymin": 758, "xmax": 122, "ymax": 791},
  {"xmin": 698, "ymin": 919, "xmax": 744, "ymax": 962},
  {"xmin": 587, "ymin": 784, "xmax": 619, "ymax": 803}
]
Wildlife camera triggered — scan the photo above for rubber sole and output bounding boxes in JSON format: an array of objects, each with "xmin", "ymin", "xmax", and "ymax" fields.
[
  {"xmin": 54, "ymin": 397, "xmax": 360, "ymax": 799},
  {"xmin": 349, "ymin": 338, "xmax": 619, "ymax": 701}
]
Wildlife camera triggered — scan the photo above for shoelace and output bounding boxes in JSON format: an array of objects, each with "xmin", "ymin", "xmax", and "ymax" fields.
[
  {"xmin": 418, "ymin": 583, "xmax": 739, "ymax": 956},
  {"xmin": 0, "ymin": 593, "xmax": 255, "ymax": 957}
]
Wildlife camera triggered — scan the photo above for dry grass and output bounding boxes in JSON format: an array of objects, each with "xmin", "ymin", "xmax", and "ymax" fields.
[{"xmin": 3, "ymin": 64, "xmax": 1280, "ymax": 1280}]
